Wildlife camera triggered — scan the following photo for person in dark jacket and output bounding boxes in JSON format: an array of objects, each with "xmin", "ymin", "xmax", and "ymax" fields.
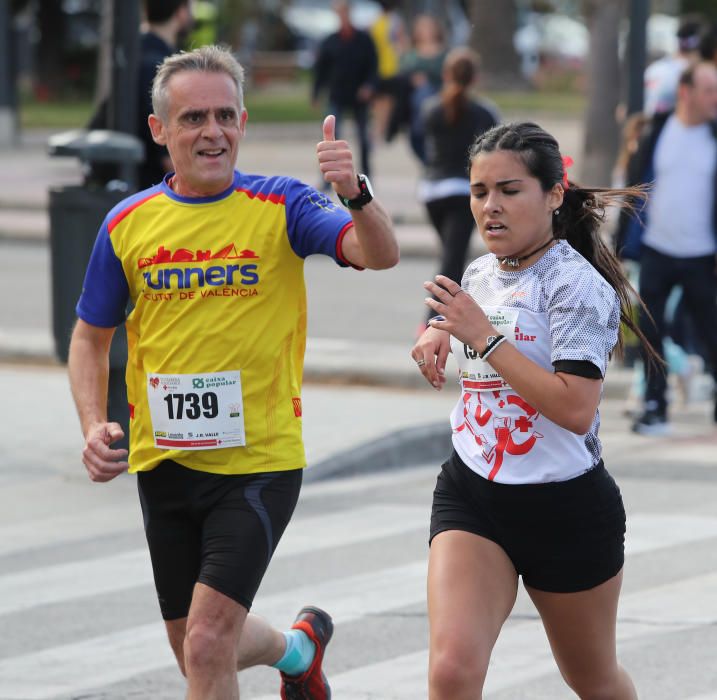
[
  {"xmin": 616, "ymin": 61, "xmax": 717, "ymax": 434},
  {"xmin": 312, "ymin": 0, "xmax": 378, "ymax": 177},
  {"xmin": 88, "ymin": 0, "xmax": 193, "ymax": 190},
  {"xmin": 135, "ymin": 0, "xmax": 194, "ymax": 189}
]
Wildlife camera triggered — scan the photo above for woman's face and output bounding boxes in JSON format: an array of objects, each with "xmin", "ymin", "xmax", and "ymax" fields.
[
  {"xmin": 469, "ymin": 150, "xmax": 563, "ymax": 263},
  {"xmin": 413, "ymin": 16, "xmax": 441, "ymax": 45}
]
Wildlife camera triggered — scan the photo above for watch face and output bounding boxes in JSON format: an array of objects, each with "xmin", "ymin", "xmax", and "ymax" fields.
[{"xmin": 360, "ymin": 174, "xmax": 374, "ymax": 197}]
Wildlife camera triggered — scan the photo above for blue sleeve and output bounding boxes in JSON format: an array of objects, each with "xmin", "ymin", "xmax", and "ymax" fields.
[
  {"xmin": 284, "ymin": 179, "xmax": 354, "ymax": 264},
  {"xmin": 76, "ymin": 220, "xmax": 130, "ymax": 327}
]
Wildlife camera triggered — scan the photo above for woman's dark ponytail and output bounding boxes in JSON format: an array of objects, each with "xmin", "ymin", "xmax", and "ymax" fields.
[{"xmin": 440, "ymin": 47, "xmax": 479, "ymax": 126}]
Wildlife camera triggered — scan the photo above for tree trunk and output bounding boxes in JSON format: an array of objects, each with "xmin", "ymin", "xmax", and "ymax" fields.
[
  {"xmin": 468, "ymin": 0, "xmax": 527, "ymax": 91},
  {"xmin": 581, "ymin": 0, "xmax": 624, "ymax": 187}
]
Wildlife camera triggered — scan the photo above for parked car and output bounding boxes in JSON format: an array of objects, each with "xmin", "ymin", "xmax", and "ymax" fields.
[{"xmin": 514, "ymin": 12, "xmax": 589, "ymax": 79}]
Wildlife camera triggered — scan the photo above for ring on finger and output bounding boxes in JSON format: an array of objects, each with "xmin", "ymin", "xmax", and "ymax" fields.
[{"xmin": 416, "ymin": 359, "xmax": 426, "ymax": 367}]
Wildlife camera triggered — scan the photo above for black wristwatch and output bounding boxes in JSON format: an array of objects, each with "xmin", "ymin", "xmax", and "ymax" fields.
[{"xmin": 338, "ymin": 174, "xmax": 374, "ymax": 210}]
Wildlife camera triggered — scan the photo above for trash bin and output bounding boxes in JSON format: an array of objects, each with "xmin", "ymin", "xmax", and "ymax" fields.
[{"xmin": 48, "ymin": 129, "xmax": 144, "ymax": 449}]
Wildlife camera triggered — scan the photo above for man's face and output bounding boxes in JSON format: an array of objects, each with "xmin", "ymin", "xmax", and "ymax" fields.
[
  {"xmin": 686, "ymin": 64, "xmax": 717, "ymax": 123},
  {"xmin": 149, "ymin": 70, "xmax": 247, "ymax": 196}
]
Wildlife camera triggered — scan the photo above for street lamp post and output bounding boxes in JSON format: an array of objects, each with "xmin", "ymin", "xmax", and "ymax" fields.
[{"xmin": 108, "ymin": 0, "xmax": 140, "ymax": 185}]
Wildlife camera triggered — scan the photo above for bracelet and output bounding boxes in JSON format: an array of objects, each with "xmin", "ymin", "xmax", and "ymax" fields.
[{"xmin": 479, "ymin": 334, "xmax": 506, "ymax": 360}]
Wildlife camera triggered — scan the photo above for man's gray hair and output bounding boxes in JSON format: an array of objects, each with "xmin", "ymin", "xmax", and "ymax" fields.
[{"xmin": 152, "ymin": 45, "xmax": 245, "ymax": 119}]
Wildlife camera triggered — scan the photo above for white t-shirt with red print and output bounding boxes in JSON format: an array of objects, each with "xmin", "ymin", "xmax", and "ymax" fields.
[{"xmin": 449, "ymin": 241, "xmax": 620, "ymax": 485}]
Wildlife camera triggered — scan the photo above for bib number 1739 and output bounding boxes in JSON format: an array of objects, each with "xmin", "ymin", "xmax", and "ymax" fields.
[
  {"xmin": 147, "ymin": 371, "xmax": 246, "ymax": 450},
  {"xmin": 163, "ymin": 392, "xmax": 218, "ymax": 420}
]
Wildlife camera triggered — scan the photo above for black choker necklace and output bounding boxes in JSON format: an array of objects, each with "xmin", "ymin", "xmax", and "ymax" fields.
[{"xmin": 499, "ymin": 238, "xmax": 555, "ymax": 268}]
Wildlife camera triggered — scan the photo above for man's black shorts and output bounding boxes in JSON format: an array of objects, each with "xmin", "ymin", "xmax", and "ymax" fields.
[
  {"xmin": 430, "ymin": 451, "xmax": 626, "ymax": 593},
  {"xmin": 137, "ymin": 460, "xmax": 302, "ymax": 620}
]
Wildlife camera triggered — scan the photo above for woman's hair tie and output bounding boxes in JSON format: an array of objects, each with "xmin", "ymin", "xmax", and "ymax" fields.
[{"xmin": 562, "ymin": 155, "xmax": 574, "ymax": 188}]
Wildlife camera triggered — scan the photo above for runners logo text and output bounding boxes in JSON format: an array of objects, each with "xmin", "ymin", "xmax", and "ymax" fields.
[{"xmin": 139, "ymin": 244, "xmax": 260, "ymax": 300}]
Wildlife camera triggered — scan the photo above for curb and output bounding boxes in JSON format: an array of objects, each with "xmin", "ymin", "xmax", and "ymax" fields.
[
  {"xmin": 0, "ymin": 230, "xmax": 48, "ymax": 246},
  {"xmin": 303, "ymin": 364, "xmax": 642, "ymax": 483},
  {"xmin": 0, "ymin": 329, "xmax": 59, "ymax": 365},
  {"xmin": 304, "ymin": 421, "xmax": 452, "ymax": 482}
]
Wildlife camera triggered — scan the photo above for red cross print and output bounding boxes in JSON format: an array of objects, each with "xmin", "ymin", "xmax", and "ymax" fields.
[
  {"xmin": 455, "ymin": 390, "xmax": 544, "ymax": 481},
  {"xmin": 514, "ymin": 415, "xmax": 533, "ymax": 432}
]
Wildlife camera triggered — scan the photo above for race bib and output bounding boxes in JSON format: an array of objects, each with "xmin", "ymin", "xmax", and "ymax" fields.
[
  {"xmin": 147, "ymin": 371, "xmax": 246, "ymax": 450},
  {"xmin": 451, "ymin": 307, "xmax": 519, "ymax": 392}
]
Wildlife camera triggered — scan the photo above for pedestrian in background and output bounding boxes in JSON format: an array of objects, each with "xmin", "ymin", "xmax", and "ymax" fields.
[
  {"xmin": 390, "ymin": 13, "xmax": 447, "ymax": 162},
  {"xmin": 418, "ymin": 47, "xmax": 499, "ymax": 330},
  {"xmin": 69, "ymin": 44, "xmax": 398, "ymax": 699},
  {"xmin": 618, "ymin": 61, "xmax": 717, "ymax": 435},
  {"xmin": 637, "ymin": 15, "xmax": 708, "ymax": 402},
  {"xmin": 312, "ymin": 0, "xmax": 378, "ymax": 179},
  {"xmin": 369, "ymin": 0, "xmax": 407, "ymax": 142},
  {"xmin": 88, "ymin": 0, "xmax": 194, "ymax": 190},
  {"xmin": 411, "ymin": 121, "xmax": 657, "ymax": 699},
  {"xmin": 612, "ymin": 111, "xmax": 702, "ymax": 416}
]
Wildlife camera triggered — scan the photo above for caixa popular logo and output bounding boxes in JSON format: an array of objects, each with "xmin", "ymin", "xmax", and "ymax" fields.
[{"xmin": 139, "ymin": 244, "xmax": 260, "ymax": 290}]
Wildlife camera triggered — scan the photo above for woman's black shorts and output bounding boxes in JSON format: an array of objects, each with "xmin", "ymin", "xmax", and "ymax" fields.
[
  {"xmin": 137, "ymin": 460, "xmax": 302, "ymax": 620},
  {"xmin": 430, "ymin": 451, "xmax": 626, "ymax": 593}
]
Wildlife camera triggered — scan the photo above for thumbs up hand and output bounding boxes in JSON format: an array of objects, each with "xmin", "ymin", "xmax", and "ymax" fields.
[{"xmin": 316, "ymin": 114, "xmax": 360, "ymax": 199}]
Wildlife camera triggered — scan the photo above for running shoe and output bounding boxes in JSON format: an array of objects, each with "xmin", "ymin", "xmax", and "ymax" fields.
[
  {"xmin": 631, "ymin": 405, "xmax": 670, "ymax": 436},
  {"xmin": 280, "ymin": 606, "xmax": 334, "ymax": 700}
]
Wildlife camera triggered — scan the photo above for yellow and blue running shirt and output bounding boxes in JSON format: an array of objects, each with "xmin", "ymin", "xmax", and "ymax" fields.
[{"xmin": 77, "ymin": 171, "xmax": 354, "ymax": 475}]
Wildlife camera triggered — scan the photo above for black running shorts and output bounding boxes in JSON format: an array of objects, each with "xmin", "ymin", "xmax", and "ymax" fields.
[
  {"xmin": 430, "ymin": 451, "xmax": 626, "ymax": 593},
  {"xmin": 137, "ymin": 460, "xmax": 302, "ymax": 619}
]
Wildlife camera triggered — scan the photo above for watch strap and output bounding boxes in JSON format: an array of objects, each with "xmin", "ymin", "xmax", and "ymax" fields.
[
  {"xmin": 479, "ymin": 334, "xmax": 506, "ymax": 360},
  {"xmin": 338, "ymin": 174, "xmax": 372, "ymax": 210}
]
